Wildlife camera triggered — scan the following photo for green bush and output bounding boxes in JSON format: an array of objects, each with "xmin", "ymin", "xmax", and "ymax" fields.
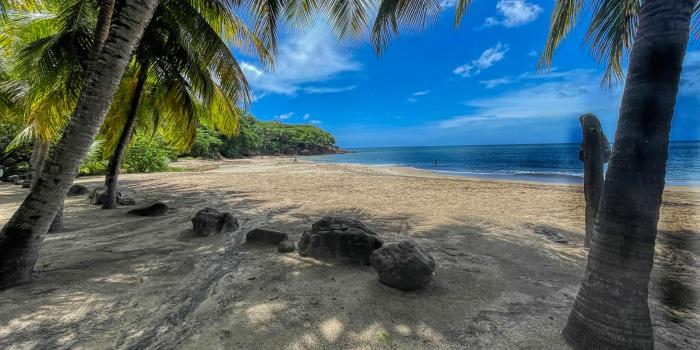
[
  {"xmin": 123, "ymin": 135, "xmax": 178, "ymax": 173},
  {"xmin": 79, "ymin": 135, "xmax": 178, "ymax": 176},
  {"xmin": 189, "ymin": 126, "xmax": 224, "ymax": 159}
]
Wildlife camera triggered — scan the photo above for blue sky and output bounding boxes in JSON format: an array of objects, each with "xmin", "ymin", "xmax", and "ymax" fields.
[{"xmin": 239, "ymin": 0, "xmax": 700, "ymax": 148}]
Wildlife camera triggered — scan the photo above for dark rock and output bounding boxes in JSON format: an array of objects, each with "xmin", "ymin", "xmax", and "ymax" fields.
[
  {"xmin": 89, "ymin": 188, "xmax": 121, "ymax": 205},
  {"xmin": 297, "ymin": 216, "xmax": 383, "ymax": 265},
  {"xmin": 191, "ymin": 208, "xmax": 239, "ymax": 236},
  {"xmin": 67, "ymin": 184, "xmax": 89, "ymax": 196},
  {"xmin": 7, "ymin": 175, "xmax": 21, "ymax": 183},
  {"xmin": 278, "ymin": 240, "xmax": 296, "ymax": 253},
  {"xmin": 118, "ymin": 197, "xmax": 136, "ymax": 206},
  {"xmin": 21, "ymin": 180, "xmax": 31, "ymax": 188},
  {"xmin": 370, "ymin": 240, "xmax": 435, "ymax": 291},
  {"xmin": 128, "ymin": 202, "xmax": 168, "ymax": 216},
  {"xmin": 246, "ymin": 228, "xmax": 288, "ymax": 245}
]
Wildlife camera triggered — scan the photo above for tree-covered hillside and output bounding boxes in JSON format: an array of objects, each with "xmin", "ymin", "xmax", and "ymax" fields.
[{"xmin": 189, "ymin": 113, "xmax": 343, "ymax": 159}]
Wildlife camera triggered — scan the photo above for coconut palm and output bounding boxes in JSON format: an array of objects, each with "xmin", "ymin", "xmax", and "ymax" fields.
[
  {"xmin": 538, "ymin": 0, "xmax": 698, "ymax": 348},
  {"xmin": 0, "ymin": 0, "xmax": 277, "ymax": 288},
  {"xmin": 99, "ymin": 0, "xmax": 264, "ymax": 208}
]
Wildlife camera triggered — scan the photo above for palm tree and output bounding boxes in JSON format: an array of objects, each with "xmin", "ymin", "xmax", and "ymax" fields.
[
  {"xmin": 0, "ymin": 0, "xmax": 161, "ymax": 288},
  {"xmin": 99, "ymin": 0, "xmax": 265, "ymax": 209},
  {"xmin": 0, "ymin": 0, "xmax": 274, "ymax": 288},
  {"xmin": 538, "ymin": 0, "xmax": 697, "ymax": 348}
]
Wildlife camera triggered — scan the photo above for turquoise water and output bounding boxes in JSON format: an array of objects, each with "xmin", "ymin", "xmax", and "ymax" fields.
[{"xmin": 307, "ymin": 142, "xmax": 700, "ymax": 186}]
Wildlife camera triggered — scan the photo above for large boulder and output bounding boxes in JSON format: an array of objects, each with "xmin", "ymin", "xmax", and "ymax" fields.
[
  {"xmin": 370, "ymin": 240, "xmax": 435, "ymax": 291},
  {"xmin": 128, "ymin": 202, "xmax": 168, "ymax": 216},
  {"xmin": 67, "ymin": 184, "xmax": 89, "ymax": 196},
  {"xmin": 191, "ymin": 208, "xmax": 239, "ymax": 236},
  {"xmin": 246, "ymin": 228, "xmax": 288, "ymax": 245},
  {"xmin": 297, "ymin": 216, "xmax": 383, "ymax": 265}
]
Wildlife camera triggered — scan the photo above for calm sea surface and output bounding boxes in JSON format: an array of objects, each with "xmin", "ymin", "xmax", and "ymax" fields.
[{"xmin": 307, "ymin": 142, "xmax": 700, "ymax": 186}]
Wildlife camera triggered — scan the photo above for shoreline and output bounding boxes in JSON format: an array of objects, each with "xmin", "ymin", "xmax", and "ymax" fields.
[{"xmin": 296, "ymin": 158, "xmax": 700, "ymax": 190}]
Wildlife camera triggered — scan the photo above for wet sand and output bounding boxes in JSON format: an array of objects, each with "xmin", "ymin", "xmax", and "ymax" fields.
[{"xmin": 0, "ymin": 157, "xmax": 698, "ymax": 349}]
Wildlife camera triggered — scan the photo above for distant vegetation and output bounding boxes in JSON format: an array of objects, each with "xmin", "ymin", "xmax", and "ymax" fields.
[
  {"xmin": 1, "ymin": 112, "xmax": 341, "ymax": 178},
  {"xmin": 187, "ymin": 113, "xmax": 340, "ymax": 159}
]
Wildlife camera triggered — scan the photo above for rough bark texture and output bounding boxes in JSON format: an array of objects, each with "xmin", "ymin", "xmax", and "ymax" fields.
[
  {"xmin": 0, "ymin": 0, "xmax": 160, "ymax": 289},
  {"xmin": 29, "ymin": 139, "xmax": 63, "ymax": 233},
  {"xmin": 102, "ymin": 65, "xmax": 147, "ymax": 209},
  {"xmin": 28, "ymin": 139, "xmax": 49, "ymax": 188},
  {"xmin": 91, "ymin": 0, "xmax": 116, "ymax": 60},
  {"xmin": 563, "ymin": 0, "xmax": 696, "ymax": 349},
  {"xmin": 578, "ymin": 114, "xmax": 610, "ymax": 248}
]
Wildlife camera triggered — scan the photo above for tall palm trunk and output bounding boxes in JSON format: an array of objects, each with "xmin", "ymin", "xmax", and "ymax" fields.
[
  {"xmin": 28, "ymin": 139, "xmax": 63, "ymax": 232},
  {"xmin": 29, "ymin": 138, "xmax": 49, "ymax": 187},
  {"xmin": 92, "ymin": 0, "xmax": 116, "ymax": 58},
  {"xmin": 0, "ymin": 0, "xmax": 160, "ymax": 289},
  {"xmin": 102, "ymin": 65, "xmax": 147, "ymax": 209},
  {"xmin": 562, "ymin": 0, "xmax": 695, "ymax": 349}
]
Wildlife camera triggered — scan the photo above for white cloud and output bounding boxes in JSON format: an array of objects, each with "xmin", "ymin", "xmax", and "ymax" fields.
[
  {"xmin": 241, "ymin": 24, "xmax": 361, "ymax": 95},
  {"xmin": 310, "ymin": 120, "xmax": 322, "ymax": 124},
  {"xmin": 412, "ymin": 90, "xmax": 431, "ymax": 96},
  {"xmin": 408, "ymin": 90, "xmax": 431, "ymax": 102},
  {"xmin": 528, "ymin": 50, "xmax": 538, "ymax": 57},
  {"xmin": 454, "ymin": 43, "xmax": 509, "ymax": 78},
  {"xmin": 483, "ymin": 0, "xmax": 543, "ymax": 28},
  {"xmin": 303, "ymin": 113, "xmax": 311, "ymax": 120},
  {"xmin": 440, "ymin": 0, "xmax": 457, "ymax": 8},
  {"xmin": 440, "ymin": 69, "xmax": 622, "ymax": 128},
  {"xmin": 302, "ymin": 85, "xmax": 357, "ymax": 94},
  {"xmin": 680, "ymin": 50, "xmax": 700, "ymax": 97},
  {"xmin": 274, "ymin": 112, "xmax": 294, "ymax": 120},
  {"xmin": 479, "ymin": 77, "xmax": 514, "ymax": 89}
]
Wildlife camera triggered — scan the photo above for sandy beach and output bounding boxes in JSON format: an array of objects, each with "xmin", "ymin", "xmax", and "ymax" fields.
[{"xmin": 0, "ymin": 157, "xmax": 698, "ymax": 349}]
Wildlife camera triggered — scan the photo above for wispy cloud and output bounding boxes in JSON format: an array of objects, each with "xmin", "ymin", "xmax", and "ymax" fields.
[
  {"xmin": 303, "ymin": 113, "xmax": 311, "ymax": 120},
  {"xmin": 454, "ymin": 43, "xmax": 509, "ymax": 78},
  {"xmin": 408, "ymin": 90, "xmax": 431, "ymax": 102},
  {"xmin": 302, "ymin": 85, "xmax": 357, "ymax": 94},
  {"xmin": 274, "ymin": 112, "xmax": 294, "ymax": 120},
  {"xmin": 479, "ymin": 77, "xmax": 515, "ymax": 89},
  {"xmin": 680, "ymin": 50, "xmax": 700, "ymax": 97},
  {"xmin": 528, "ymin": 50, "xmax": 538, "ymax": 57},
  {"xmin": 440, "ymin": 0, "xmax": 457, "ymax": 8},
  {"xmin": 440, "ymin": 69, "xmax": 622, "ymax": 128},
  {"xmin": 241, "ymin": 24, "xmax": 361, "ymax": 95},
  {"xmin": 483, "ymin": 0, "xmax": 543, "ymax": 28}
]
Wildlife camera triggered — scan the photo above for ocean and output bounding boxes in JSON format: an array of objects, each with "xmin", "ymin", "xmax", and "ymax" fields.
[{"xmin": 307, "ymin": 141, "xmax": 700, "ymax": 186}]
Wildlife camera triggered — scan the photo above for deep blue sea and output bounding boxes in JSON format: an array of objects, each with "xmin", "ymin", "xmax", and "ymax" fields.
[{"xmin": 307, "ymin": 142, "xmax": 700, "ymax": 186}]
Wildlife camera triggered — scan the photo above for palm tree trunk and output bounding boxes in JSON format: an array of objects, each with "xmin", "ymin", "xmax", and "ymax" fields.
[
  {"xmin": 0, "ymin": 0, "xmax": 160, "ymax": 289},
  {"xmin": 91, "ymin": 0, "xmax": 116, "ymax": 59},
  {"xmin": 29, "ymin": 138, "xmax": 49, "ymax": 187},
  {"xmin": 102, "ymin": 65, "xmax": 147, "ymax": 209},
  {"xmin": 28, "ymin": 139, "xmax": 63, "ymax": 232},
  {"xmin": 562, "ymin": 0, "xmax": 696, "ymax": 349}
]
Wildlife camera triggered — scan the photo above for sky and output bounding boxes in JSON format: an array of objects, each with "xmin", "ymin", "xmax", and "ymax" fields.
[{"xmin": 238, "ymin": 0, "xmax": 700, "ymax": 148}]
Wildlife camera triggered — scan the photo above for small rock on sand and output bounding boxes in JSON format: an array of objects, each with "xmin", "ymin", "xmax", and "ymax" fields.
[
  {"xmin": 191, "ymin": 208, "xmax": 239, "ymax": 236},
  {"xmin": 278, "ymin": 240, "xmax": 296, "ymax": 253},
  {"xmin": 246, "ymin": 228, "xmax": 288, "ymax": 244},
  {"xmin": 67, "ymin": 184, "xmax": 89, "ymax": 196},
  {"xmin": 128, "ymin": 202, "xmax": 168, "ymax": 216},
  {"xmin": 297, "ymin": 216, "xmax": 383, "ymax": 265},
  {"xmin": 370, "ymin": 240, "xmax": 435, "ymax": 291}
]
